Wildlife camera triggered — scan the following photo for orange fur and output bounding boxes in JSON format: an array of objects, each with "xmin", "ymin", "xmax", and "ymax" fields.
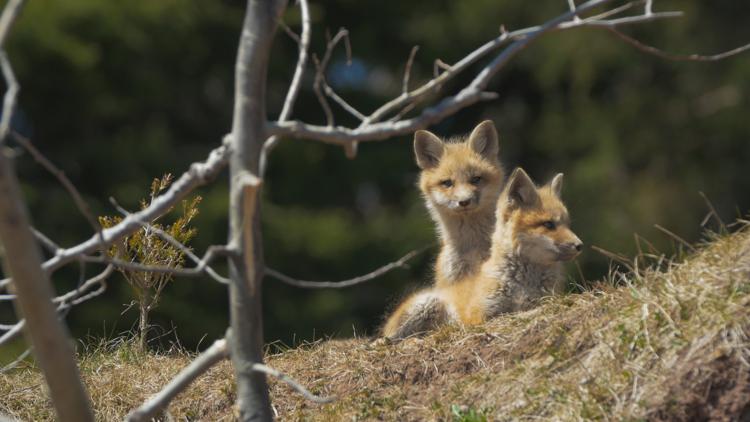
[
  {"xmin": 414, "ymin": 120, "xmax": 505, "ymax": 287},
  {"xmin": 383, "ymin": 168, "xmax": 583, "ymax": 339}
]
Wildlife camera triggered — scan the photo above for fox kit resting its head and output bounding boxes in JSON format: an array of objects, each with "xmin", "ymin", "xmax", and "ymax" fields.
[
  {"xmin": 414, "ymin": 120, "xmax": 505, "ymax": 287},
  {"xmin": 475, "ymin": 167, "xmax": 583, "ymax": 318},
  {"xmin": 382, "ymin": 168, "xmax": 582, "ymax": 340}
]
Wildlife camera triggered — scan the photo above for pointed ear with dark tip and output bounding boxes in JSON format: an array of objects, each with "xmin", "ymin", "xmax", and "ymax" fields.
[
  {"xmin": 468, "ymin": 120, "xmax": 499, "ymax": 161},
  {"xmin": 550, "ymin": 173, "xmax": 564, "ymax": 198},
  {"xmin": 414, "ymin": 130, "xmax": 444, "ymax": 169},
  {"xmin": 506, "ymin": 168, "xmax": 540, "ymax": 208}
]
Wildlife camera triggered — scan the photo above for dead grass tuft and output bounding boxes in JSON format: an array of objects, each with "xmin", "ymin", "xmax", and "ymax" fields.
[{"xmin": 2, "ymin": 226, "xmax": 750, "ymax": 420}]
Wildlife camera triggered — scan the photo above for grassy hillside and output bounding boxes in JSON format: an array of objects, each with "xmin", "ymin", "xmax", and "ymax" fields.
[{"xmin": 2, "ymin": 225, "xmax": 749, "ymax": 421}]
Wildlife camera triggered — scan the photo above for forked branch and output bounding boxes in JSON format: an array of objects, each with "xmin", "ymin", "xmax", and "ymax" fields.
[{"xmin": 126, "ymin": 337, "xmax": 332, "ymax": 422}]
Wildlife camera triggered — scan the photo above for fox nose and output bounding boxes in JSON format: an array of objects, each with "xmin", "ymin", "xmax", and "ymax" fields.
[
  {"xmin": 458, "ymin": 199, "xmax": 471, "ymax": 207},
  {"xmin": 566, "ymin": 241, "xmax": 583, "ymax": 252}
]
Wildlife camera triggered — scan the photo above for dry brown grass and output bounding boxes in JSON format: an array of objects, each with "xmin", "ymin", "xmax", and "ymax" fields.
[{"xmin": 2, "ymin": 226, "xmax": 749, "ymax": 421}]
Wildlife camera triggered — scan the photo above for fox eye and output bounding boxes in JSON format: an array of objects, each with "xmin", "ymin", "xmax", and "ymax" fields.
[
  {"xmin": 469, "ymin": 175, "xmax": 482, "ymax": 185},
  {"xmin": 542, "ymin": 221, "xmax": 556, "ymax": 230},
  {"xmin": 440, "ymin": 179, "xmax": 453, "ymax": 188}
]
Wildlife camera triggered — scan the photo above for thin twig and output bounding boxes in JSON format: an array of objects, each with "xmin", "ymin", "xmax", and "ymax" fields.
[
  {"xmin": 433, "ymin": 58, "xmax": 451, "ymax": 78},
  {"xmin": 1, "ymin": 265, "xmax": 114, "ymax": 346},
  {"xmin": 402, "ymin": 46, "xmax": 419, "ymax": 94},
  {"xmin": 654, "ymin": 224, "xmax": 696, "ymax": 252},
  {"xmin": 270, "ymin": 0, "xmax": 684, "ymax": 144},
  {"xmin": 278, "ymin": 20, "xmax": 301, "ymax": 44},
  {"xmin": 321, "ymin": 79, "xmax": 366, "ymax": 121},
  {"xmin": 260, "ymin": 0, "xmax": 311, "ymax": 177},
  {"xmin": 53, "ymin": 265, "xmax": 114, "ymax": 307},
  {"xmin": 31, "ymin": 227, "xmax": 61, "ymax": 254},
  {"xmin": 0, "ymin": 320, "xmax": 23, "ymax": 347},
  {"xmin": 591, "ymin": 245, "xmax": 635, "ymax": 271},
  {"xmin": 0, "ymin": 348, "xmax": 32, "ymax": 373},
  {"xmin": 0, "ymin": 51, "xmax": 18, "ymax": 143},
  {"xmin": 125, "ymin": 339, "xmax": 229, "ymax": 422},
  {"xmin": 250, "ymin": 363, "xmax": 333, "ymax": 404},
  {"xmin": 698, "ymin": 191, "xmax": 726, "ymax": 231},
  {"xmin": 0, "ymin": 140, "xmax": 231, "ymax": 290},
  {"xmin": 387, "ymin": 102, "xmax": 417, "ymax": 123},
  {"xmin": 608, "ymin": 28, "xmax": 750, "ymax": 62},
  {"xmin": 12, "ymin": 132, "xmax": 106, "ymax": 249},
  {"xmin": 567, "ymin": 0, "xmax": 581, "ymax": 21},
  {"xmin": 109, "ymin": 197, "xmax": 232, "ymax": 284},
  {"xmin": 0, "ymin": 0, "xmax": 24, "ymax": 48},
  {"xmin": 312, "ymin": 53, "xmax": 335, "ymax": 127},
  {"xmin": 265, "ymin": 246, "xmax": 430, "ymax": 288},
  {"xmin": 586, "ymin": 1, "xmax": 636, "ymax": 21},
  {"xmin": 312, "ymin": 28, "xmax": 351, "ymax": 127}
]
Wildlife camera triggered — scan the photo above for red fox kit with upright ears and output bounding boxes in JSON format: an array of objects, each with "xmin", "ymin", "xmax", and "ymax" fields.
[
  {"xmin": 382, "ymin": 168, "xmax": 582, "ymax": 340},
  {"xmin": 455, "ymin": 168, "xmax": 584, "ymax": 323},
  {"xmin": 414, "ymin": 120, "xmax": 505, "ymax": 287}
]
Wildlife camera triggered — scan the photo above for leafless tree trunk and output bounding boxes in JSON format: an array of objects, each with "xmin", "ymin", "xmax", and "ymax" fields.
[
  {"xmin": 0, "ymin": 0, "xmax": 93, "ymax": 420},
  {"xmin": 0, "ymin": 154, "xmax": 94, "ymax": 421},
  {"xmin": 227, "ymin": 0, "xmax": 287, "ymax": 419},
  {"xmin": 138, "ymin": 299, "xmax": 150, "ymax": 351}
]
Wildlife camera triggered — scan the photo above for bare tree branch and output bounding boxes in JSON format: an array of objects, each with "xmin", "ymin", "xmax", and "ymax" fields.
[
  {"xmin": 260, "ymin": 0, "xmax": 311, "ymax": 177},
  {"xmin": 567, "ymin": 0, "xmax": 581, "ymax": 21},
  {"xmin": 265, "ymin": 246, "xmax": 430, "ymax": 288},
  {"xmin": 0, "ymin": 265, "xmax": 114, "ymax": 348},
  {"xmin": 127, "ymin": 335, "xmax": 331, "ymax": 422},
  {"xmin": 11, "ymin": 132, "xmax": 105, "ymax": 248},
  {"xmin": 402, "ymin": 46, "xmax": 420, "ymax": 94},
  {"xmin": 53, "ymin": 264, "xmax": 114, "ymax": 307},
  {"xmin": 108, "ymin": 198, "xmax": 232, "ymax": 284},
  {"xmin": 0, "ymin": 140, "xmax": 231, "ymax": 291},
  {"xmin": 31, "ymin": 227, "xmax": 61, "ymax": 253},
  {"xmin": 125, "ymin": 338, "xmax": 230, "ymax": 422},
  {"xmin": 608, "ymin": 28, "xmax": 750, "ymax": 61},
  {"xmin": 0, "ymin": 320, "xmax": 23, "ymax": 346},
  {"xmin": 0, "ymin": 51, "xmax": 17, "ymax": 143},
  {"xmin": 0, "ymin": 0, "xmax": 23, "ymax": 47},
  {"xmin": 268, "ymin": 0, "xmax": 683, "ymax": 145},
  {"xmin": 312, "ymin": 28, "xmax": 351, "ymax": 127},
  {"xmin": 0, "ymin": 347, "xmax": 31, "ymax": 373},
  {"xmin": 80, "ymin": 249, "xmax": 229, "ymax": 284},
  {"xmin": 250, "ymin": 362, "xmax": 333, "ymax": 404}
]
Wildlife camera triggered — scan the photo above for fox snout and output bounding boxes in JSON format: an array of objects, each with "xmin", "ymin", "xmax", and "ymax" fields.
[
  {"xmin": 451, "ymin": 194, "xmax": 478, "ymax": 211},
  {"xmin": 557, "ymin": 237, "xmax": 583, "ymax": 261},
  {"xmin": 441, "ymin": 185, "xmax": 480, "ymax": 211}
]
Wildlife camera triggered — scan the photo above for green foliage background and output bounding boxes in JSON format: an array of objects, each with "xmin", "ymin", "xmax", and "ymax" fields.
[{"xmin": 1, "ymin": 0, "xmax": 749, "ymax": 349}]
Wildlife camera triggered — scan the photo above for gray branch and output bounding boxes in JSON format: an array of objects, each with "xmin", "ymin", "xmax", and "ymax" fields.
[
  {"xmin": 0, "ymin": 139, "xmax": 230, "ymax": 290},
  {"xmin": 265, "ymin": 246, "xmax": 429, "ymax": 289},
  {"xmin": 259, "ymin": 0, "xmax": 311, "ymax": 176},
  {"xmin": 125, "ymin": 338, "xmax": 230, "ymax": 422},
  {"xmin": 266, "ymin": 0, "xmax": 683, "ymax": 145}
]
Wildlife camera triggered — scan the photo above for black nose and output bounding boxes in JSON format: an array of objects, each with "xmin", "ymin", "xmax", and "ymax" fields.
[
  {"xmin": 458, "ymin": 200, "xmax": 471, "ymax": 207},
  {"xmin": 575, "ymin": 243, "xmax": 583, "ymax": 251}
]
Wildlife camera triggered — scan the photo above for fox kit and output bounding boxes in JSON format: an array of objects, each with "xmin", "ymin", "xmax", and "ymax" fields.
[
  {"xmin": 383, "ymin": 168, "xmax": 582, "ymax": 339},
  {"xmin": 415, "ymin": 120, "xmax": 505, "ymax": 287}
]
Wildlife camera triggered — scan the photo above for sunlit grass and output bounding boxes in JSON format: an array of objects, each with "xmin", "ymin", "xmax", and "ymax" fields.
[{"xmin": 1, "ymin": 223, "xmax": 749, "ymax": 420}]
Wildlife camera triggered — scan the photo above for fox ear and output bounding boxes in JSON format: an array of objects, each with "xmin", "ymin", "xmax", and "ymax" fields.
[
  {"xmin": 550, "ymin": 173, "xmax": 564, "ymax": 197},
  {"xmin": 468, "ymin": 120, "xmax": 499, "ymax": 161},
  {"xmin": 414, "ymin": 130, "xmax": 444, "ymax": 169},
  {"xmin": 506, "ymin": 168, "xmax": 539, "ymax": 208}
]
